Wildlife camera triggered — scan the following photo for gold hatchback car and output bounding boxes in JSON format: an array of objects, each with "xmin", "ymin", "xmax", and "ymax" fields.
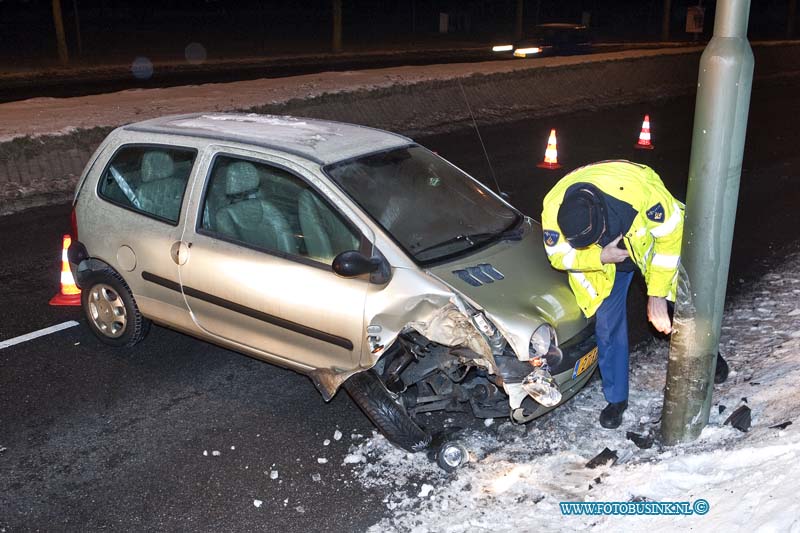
[{"xmin": 68, "ymin": 113, "xmax": 597, "ymax": 452}]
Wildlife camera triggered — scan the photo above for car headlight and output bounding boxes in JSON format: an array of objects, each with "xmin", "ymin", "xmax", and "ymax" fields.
[
  {"xmin": 492, "ymin": 44, "xmax": 513, "ymax": 52},
  {"xmin": 529, "ymin": 323, "xmax": 561, "ymax": 365},
  {"xmin": 513, "ymin": 47, "xmax": 541, "ymax": 57}
]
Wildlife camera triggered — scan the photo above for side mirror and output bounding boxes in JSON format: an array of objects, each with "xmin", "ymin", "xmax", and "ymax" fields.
[{"xmin": 332, "ymin": 250, "xmax": 381, "ymax": 278}]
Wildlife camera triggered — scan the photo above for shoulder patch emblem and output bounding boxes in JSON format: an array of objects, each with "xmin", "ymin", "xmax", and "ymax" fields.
[
  {"xmin": 543, "ymin": 229, "xmax": 560, "ymax": 247},
  {"xmin": 646, "ymin": 203, "xmax": 665, "ymax": 223}
]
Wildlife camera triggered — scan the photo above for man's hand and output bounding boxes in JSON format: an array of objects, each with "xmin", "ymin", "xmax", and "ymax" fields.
[
  {"xmin": 600, "ymin": 235, "xmax": 630, "ymax": 264},
  {"xmin": 647, "ymin": 296, "xmax": 672, "ymax": 334}
]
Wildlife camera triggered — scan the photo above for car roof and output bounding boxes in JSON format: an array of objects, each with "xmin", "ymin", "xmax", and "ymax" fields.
[{"xmin": 124, "ymin": 113, "xmax": 413, "ymax": 165}]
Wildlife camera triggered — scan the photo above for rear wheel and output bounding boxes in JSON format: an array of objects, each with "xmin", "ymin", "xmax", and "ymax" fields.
[
  {"xmin": 81, "ymin": 267, "xmax": 150, "ymax": 347},
  {"xmin": 344, "ymin": 370, "xmax": 432, "ymax": 452}
]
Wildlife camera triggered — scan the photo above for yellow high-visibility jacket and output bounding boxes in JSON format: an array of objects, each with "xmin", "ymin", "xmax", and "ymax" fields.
[{"xmin": 541, "ymin": 160, "xmax": 684, "ymax": 317}]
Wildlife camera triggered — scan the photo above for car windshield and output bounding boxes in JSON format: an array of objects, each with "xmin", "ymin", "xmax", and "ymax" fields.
[{"xmin": 325, "ymin": 145, "xmax": 520, "ymax": 264}]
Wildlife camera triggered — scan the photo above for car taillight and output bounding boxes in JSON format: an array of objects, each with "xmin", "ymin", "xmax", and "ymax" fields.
[{"xmin": 70, "ymin": 207, "xmax": 79, "ymax": 242}]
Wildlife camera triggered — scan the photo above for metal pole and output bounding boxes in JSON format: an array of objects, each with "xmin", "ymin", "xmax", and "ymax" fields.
[
  {"xmin": 661, "ymin": 0, "xmax": 754, "ymax": 445},
  {"xmin": 515, "ymin": 0, "xmax": 524, "ymax": 41},
  {"xmin": 789, "ymin": 0, "xmax": 797, "ymax": 39},
  {"xmin": 661, "ymin": 0, "xmax": 672, "ymax": 41},
  {"xmin": 332, "ymin": 0, "xmax": 342, "ymax": 54}
]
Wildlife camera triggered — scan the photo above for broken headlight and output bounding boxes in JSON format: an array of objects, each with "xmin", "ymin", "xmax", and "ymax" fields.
[
  {"xmin": 529, "ymin": 323, "xmax": 563, "ymax": 367},
  {"xmin": 529, "ymin": 323, "xmax": 556, "ymax": 357}
]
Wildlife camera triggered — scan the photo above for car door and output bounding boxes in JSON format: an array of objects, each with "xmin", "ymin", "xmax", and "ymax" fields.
[{"xmin": 177, "ymin": 148, "xmax": 373, "ymax": 372}]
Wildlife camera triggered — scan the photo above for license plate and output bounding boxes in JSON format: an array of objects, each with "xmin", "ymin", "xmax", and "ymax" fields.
[{"xmin": 572, "ymin": 347, "xmax": 598, "ymax": 379}]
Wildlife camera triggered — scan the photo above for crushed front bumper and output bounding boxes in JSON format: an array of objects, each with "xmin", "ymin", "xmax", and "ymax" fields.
[{"xmin": 499, "ymin": 323, "xmax": 598, "ymax": 423}]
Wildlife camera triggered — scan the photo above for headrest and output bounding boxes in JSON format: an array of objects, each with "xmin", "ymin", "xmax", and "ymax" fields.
[
  {"xmin": 225, "ymin": 161, "xmax": 260, "ymax": 196},
  {"xmin": 141, "ymin": 151, "xmax": 175, "ymax": 182}
]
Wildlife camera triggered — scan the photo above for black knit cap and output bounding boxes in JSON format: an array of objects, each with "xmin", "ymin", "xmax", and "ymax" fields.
[{"xmin": 557, "ymin": 184, "xmax": 607, "ymax": 248}]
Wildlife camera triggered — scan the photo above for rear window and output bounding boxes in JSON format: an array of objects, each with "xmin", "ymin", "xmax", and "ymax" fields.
[{"xmin": 98, "ymin": 145, "xmax": 196, "ymax": 224}]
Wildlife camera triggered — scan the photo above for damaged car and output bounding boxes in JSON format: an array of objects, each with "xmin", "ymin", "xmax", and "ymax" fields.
[{"xmin": 68, "ymin": 113, "xmax": 597, "ymax": 452}]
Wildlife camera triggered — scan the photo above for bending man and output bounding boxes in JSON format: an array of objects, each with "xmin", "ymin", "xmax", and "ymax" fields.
[{"xmin": 541, "ymin": 160, "xmax": 725, "ymax": 429}]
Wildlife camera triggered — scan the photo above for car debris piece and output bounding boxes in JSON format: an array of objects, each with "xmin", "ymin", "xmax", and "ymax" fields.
[
  {"xmin": 724, "ymin": 405, "xmax": 752, "ymax": 432},
  {"xmin": 435, "ymin": 440, "xmax": 470, "ymax": 472},
  {"xmin": 626, "ymin": 430, "xmax": 655, "ymax": 449},
  {"xmin": 521, "ymin": 366, "xmax": 562, "ymax": 407},
  {"xmin": 769, "ymin": 421, "xmax": 792, "ymax": 430},
  {"xmin": 586, "ymin": 448, "xmax": 618, "ymax": 469}
]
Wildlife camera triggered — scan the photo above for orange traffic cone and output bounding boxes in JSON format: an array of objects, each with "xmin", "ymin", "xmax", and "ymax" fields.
[
  {"xmin": 537, "ymin": 129, "xmax": 562, "ymax": 170},
  {"xmin": 49, "ymin": 234, "xmax": 81, "ymax": 306},
  {"xmin": 634, "ymin": 114, "xmax": 654, "ymax": 150}
]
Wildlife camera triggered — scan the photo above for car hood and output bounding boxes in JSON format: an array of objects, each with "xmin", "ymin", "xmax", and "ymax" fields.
[{"xmin": 427, "ymin": 217, "xmax": 587, "ymax": 360}]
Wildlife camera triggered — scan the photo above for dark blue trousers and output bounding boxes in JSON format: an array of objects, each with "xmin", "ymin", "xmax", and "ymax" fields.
[{"xmin": 595, "ymin": 270, "xmax": 634, "ymax": 404}]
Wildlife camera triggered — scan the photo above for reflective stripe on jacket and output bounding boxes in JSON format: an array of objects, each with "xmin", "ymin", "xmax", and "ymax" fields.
[{"xmin": 541, "ymin": 160, "xmax": 684, "ymax": 317}]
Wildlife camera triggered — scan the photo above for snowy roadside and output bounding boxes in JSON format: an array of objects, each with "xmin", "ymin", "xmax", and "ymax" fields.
[{"xmin": 344, "ymin": 247, "xmax": 800, "ymax": 532}]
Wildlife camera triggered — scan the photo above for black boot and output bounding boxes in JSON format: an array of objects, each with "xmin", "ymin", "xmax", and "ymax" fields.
[
  {"xmin": 599, "ymin": 400, "xmax": 628, "ymax": 429},
  {"xmin": 715, "ymin": 353, "xmax": 729, "ymax": 384}
]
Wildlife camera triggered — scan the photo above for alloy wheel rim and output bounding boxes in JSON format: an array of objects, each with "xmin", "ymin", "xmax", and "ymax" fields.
[{"xmin": 88, "ymin": 283, "xmax": 127, "ymax": 338}]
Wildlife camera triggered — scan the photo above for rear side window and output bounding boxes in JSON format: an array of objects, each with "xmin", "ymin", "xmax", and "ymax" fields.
[{"xmin": 98, "ymin": 145, "xmax": 196, "ymax": 224}]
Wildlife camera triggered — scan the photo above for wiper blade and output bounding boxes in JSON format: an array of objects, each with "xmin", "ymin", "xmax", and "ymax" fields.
[{"xmin": 416, "ymin": 227, "xmax": 523, "ymax": 256}]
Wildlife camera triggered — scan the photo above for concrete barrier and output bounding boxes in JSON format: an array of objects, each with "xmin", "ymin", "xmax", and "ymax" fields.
[{"xmin": 1, "ymin": 43, "xmax": 798, "ymax": 215}]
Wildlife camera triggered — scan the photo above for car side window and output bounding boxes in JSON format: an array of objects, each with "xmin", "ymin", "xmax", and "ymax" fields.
[
  {"xmin": 98, "ymin": 145, "xmax": 195, "ymax": 224},
  {"xmin": 200, "ymin": 155, "xmax": 360, "ymax": 265}
]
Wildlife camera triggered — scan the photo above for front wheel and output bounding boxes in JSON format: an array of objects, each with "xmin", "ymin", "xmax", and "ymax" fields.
[
  {"xmin": 344, "ymin": 370, "xmax": 431, "ymax": 452},
  {"xmin": 81, "ymin": 267, "xmax": 150, "ymax": 347}
]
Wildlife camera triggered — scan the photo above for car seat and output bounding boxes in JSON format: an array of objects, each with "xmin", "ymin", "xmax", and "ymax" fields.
[
  {"xmin": 215, "ymin": 161, "xmax": 299, "ymax": 255},
  {"xmin": 298, "ymin": 189, "xmax": 359, "ymax": 263},
  {"xmin": 136, "ymin": 151, "xmax": 185, "ymax": 221}
]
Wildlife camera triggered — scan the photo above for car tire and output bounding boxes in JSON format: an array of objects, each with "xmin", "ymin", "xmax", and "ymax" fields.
[
  {"xmin": 81, "ymin": 267, "xmax": 150, "ymax": 347},
  {"xmin": 344, "ymin": 370, "xmax": 432, "ymax": 452}
]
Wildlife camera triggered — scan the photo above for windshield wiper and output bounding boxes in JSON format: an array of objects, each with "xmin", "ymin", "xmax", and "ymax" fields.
[{"xmin": 415, "ymin": 222, "xmax": 524, "ymax": 256}]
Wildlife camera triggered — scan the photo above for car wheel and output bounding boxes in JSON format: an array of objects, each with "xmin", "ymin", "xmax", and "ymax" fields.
[
  {"xmin": 344, "ymin": 370, "xmax": 432, "ymax": 452},
  {"xmin": 81, "ymin": 267, "xmax": 150, "ymax": 347}
]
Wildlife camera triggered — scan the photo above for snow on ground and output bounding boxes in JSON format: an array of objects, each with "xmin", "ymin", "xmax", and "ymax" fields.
[
  {"xmin": 0, "ymin": 48, "xmax": 697, "ymax": 143},
  {"xmin": 346, "ymin": 249, "xmax": 800, "ymax": 532}
]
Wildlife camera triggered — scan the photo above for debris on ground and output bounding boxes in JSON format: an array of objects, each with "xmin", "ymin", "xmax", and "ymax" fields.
[
  {"xmin": 724, "ymin": 405, "xmax": 752, "ymax": 432},
  {"xmin": 585, "ymin": 448, "xmax": 618, "ymax": 469},
  {"xmin": 625, "ymin": 431, "xmax": 655, "ymax": 450}
]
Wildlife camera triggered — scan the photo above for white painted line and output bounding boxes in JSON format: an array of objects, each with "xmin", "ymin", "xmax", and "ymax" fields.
[{"xmin": 0, "ymin": 321, "xmax": 80, "ymax": 350}]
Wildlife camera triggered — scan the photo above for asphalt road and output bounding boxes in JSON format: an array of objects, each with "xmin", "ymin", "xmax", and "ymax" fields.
[{"xmin": 1, "ymin": 77, "xmax": 798, "ymax": 532}]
